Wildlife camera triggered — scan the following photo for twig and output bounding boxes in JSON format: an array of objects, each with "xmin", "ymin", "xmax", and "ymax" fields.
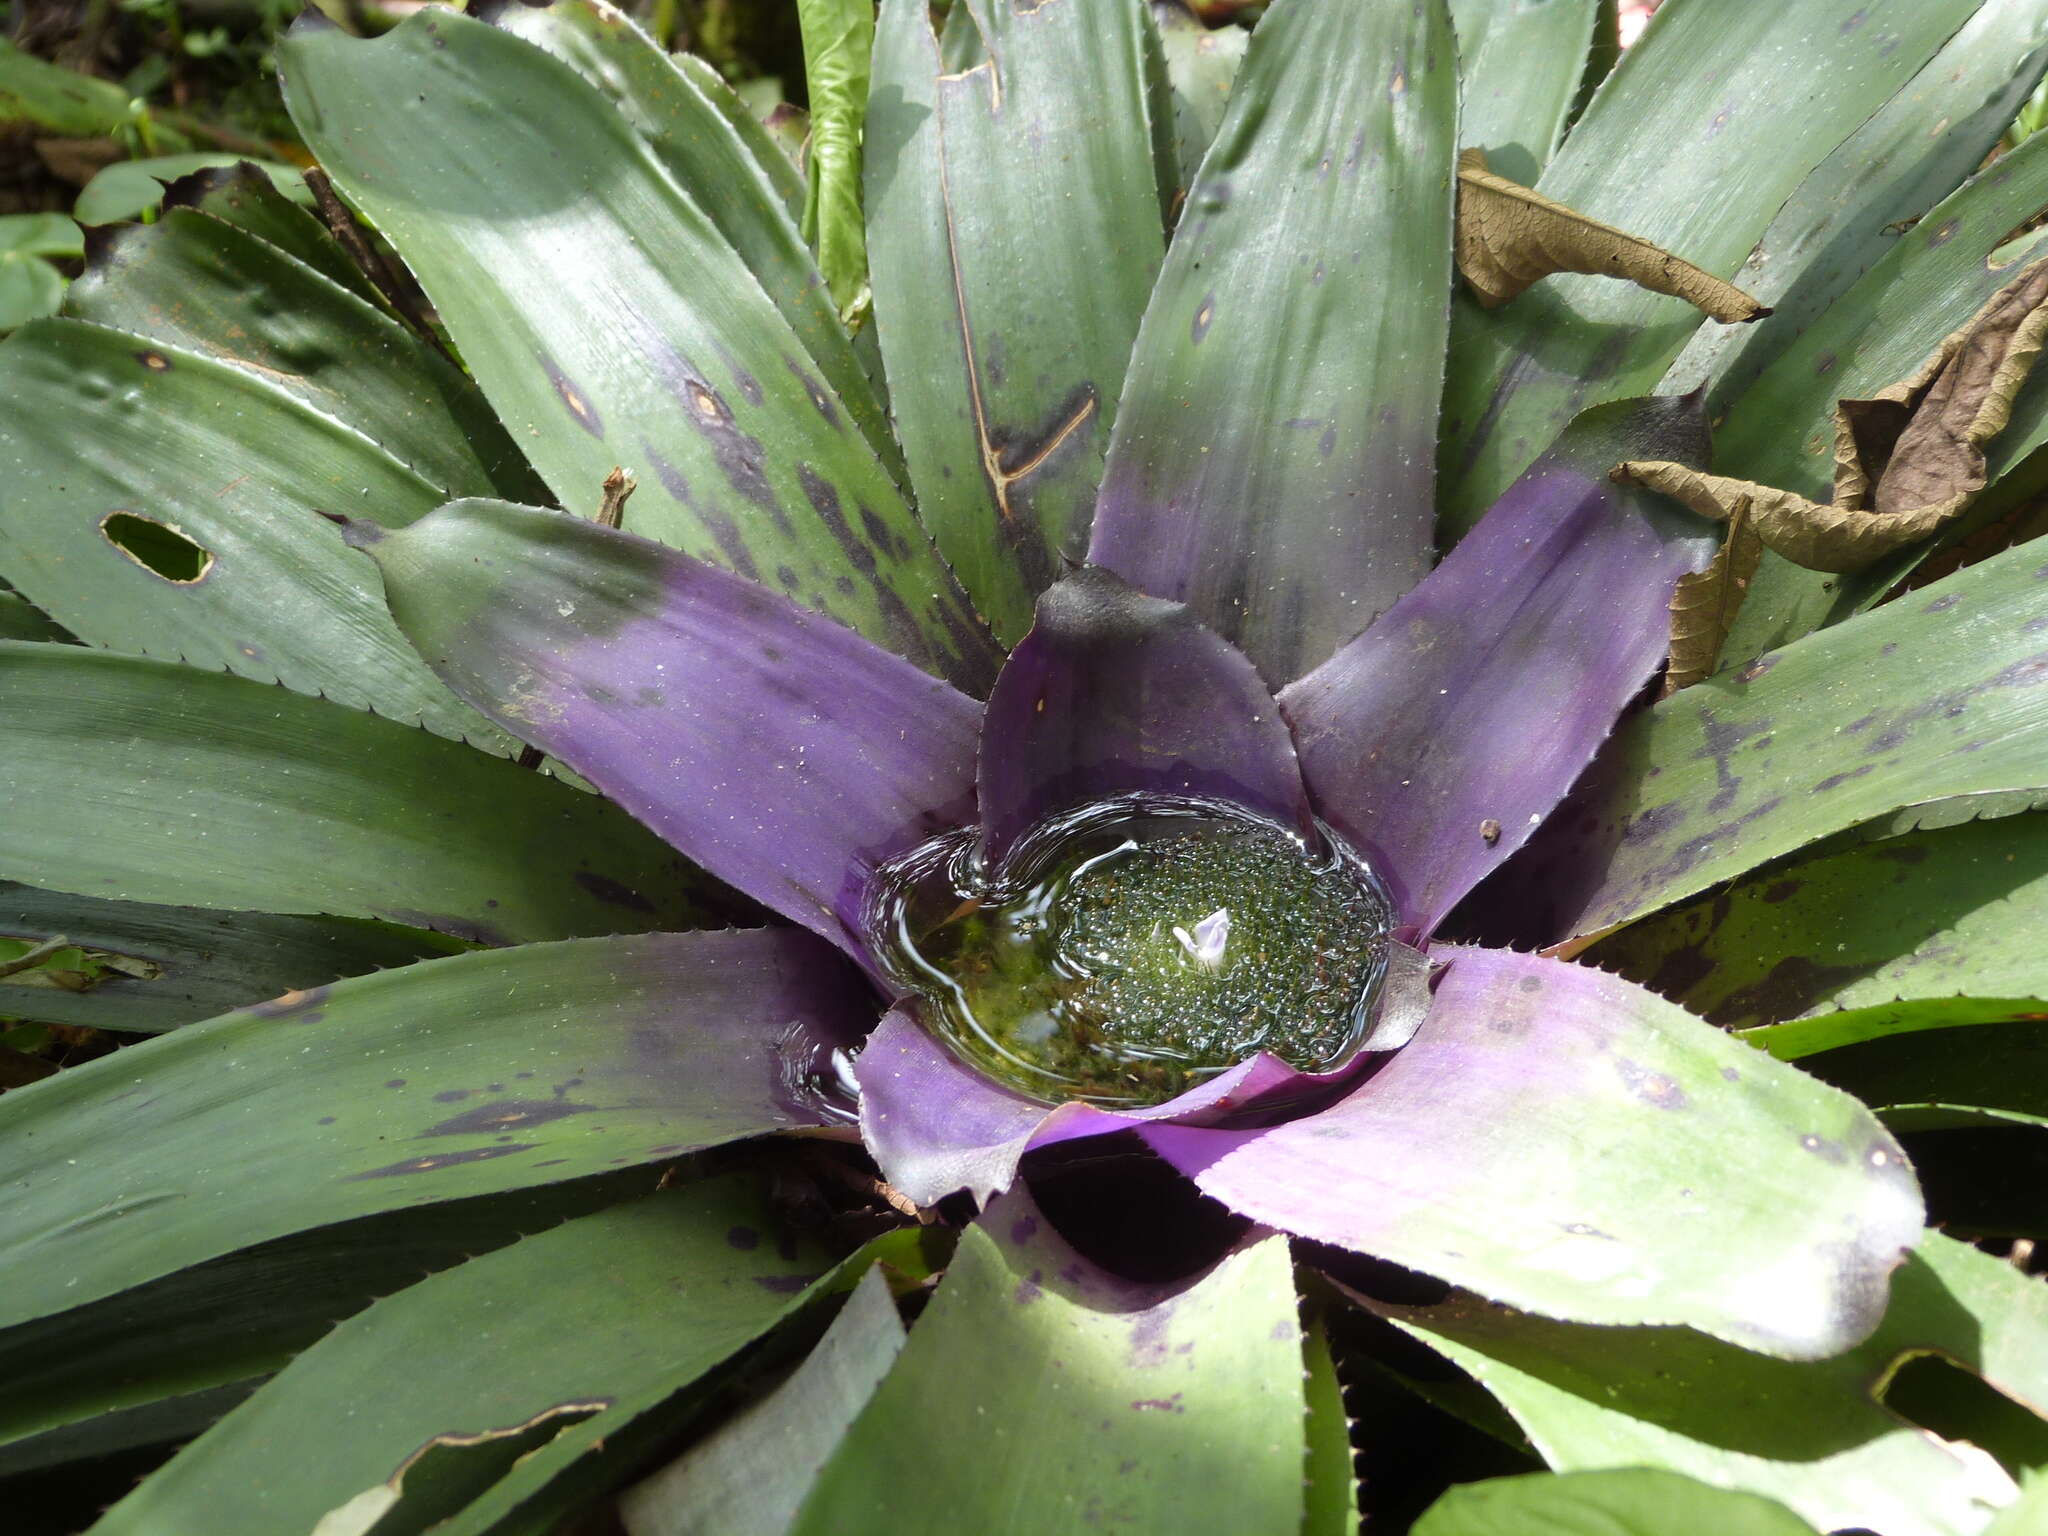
[
  {"xmin": 302, "ymin": 166, "xmax": 458, "ymax": 367},
  {"xmin": 0, "ymin": 935, "xmax": 70, "ymax": 982},
  {"xmin": 597, "ymin": 466, "xmax": 636, "ymax": 529}
]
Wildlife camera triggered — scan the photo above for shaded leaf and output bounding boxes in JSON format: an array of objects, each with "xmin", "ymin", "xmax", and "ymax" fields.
[
  {"xmin": 1438, "ymin": 0, "xmax": 1983, "ymax": 539},
  {"xmin": 0, "ymin": 212, "xmax": 79, "ymax": 329},
  {"xmin": 792, "ymin": 1191, "xmax": 1309, "ymax": 1534},
  {"xmin": 1518, "ymin": 537, "xmax": 2048, "ymax": 950},
  {"xmin": 673, "ymin": 51, "xmax": 808, "ymax": 219},
  {"xmin": 1454, "ymin": 148, "xmax": 1766, "ymax": 322},
  {"xmin": 0, "ymin": 929, "xmax": 866, "ymax": 1337},
  {"xmin": 89, "ymin": 1178, "xmax": 837, "ymax": 1536},
  {"xmin": 1377, "ymin": 1233, "xmax": 2048, "ymax": 1536},
  {"xmin": 281, "ymin": 10, "xmax": 997, "ymax": 692},
  {"xmin": 0, "ymin": 39, "xmax": 139, "ymax": 135},
  {"xmin": 74, "ymin": 154, "xmax": 305, "ymax": 226},
  {"xmin": 1618, "ymin": 256, "xmax": 2048, "ymax": 576},
  {"xmin": 1414, "ymin": 1468, "xmax": 1819, "ymax": 1536},
  {"xmin": 1302, "ymin": 1313, "xmax": 1359, "ymax": 1536},
  {"xmin": 1664, "ymin": 507, "xmax": 1762, "ymax": 695},
  {"xmin": 1593, "ymin": 811, "xmax": 2048, "ymax": 1033},
  {"xmin": 1151, "ymin": 4, "xmax": 1247, "ymax": 200},
  {"xmin": 0, "ymin": 644, "xmax": 710, "ymax": 943},
  {"xmin": 0, "ymin": 589, "xmax": 67, "ymax": 643},
  {"xmin": 1090, "ymin": 0, "xmax": 1457, "ymax": 685},
  {"xmin": 796, "ymin": 0, "xmax": 872, "ymax": 320},
  {"xmin": 620, "ymin": 1267, "xmax": 906, "ymax": 1536},
  {"xmin": 0, "ymin": 319, "xmax": 509, "ymax": 744},
  {"xmin": 162, "ymin": 159, "xmax": 379, "ymax": 302},
  {"xmin": 0, "ymin": 881, "xmax": 469, "ymax": 1035},
  {"xmin": 867, "ymin": 0, "xmax": 1167, "ymax": 642},
  {"xmin": 1792, "ymin": 1018, "xmax": 2048, "ymax": 1131},
  {"xmin": 1447, "ymin": 0, "xmax": 1599, "ymax": 185}
]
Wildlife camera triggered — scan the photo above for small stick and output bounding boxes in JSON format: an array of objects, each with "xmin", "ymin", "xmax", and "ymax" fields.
[
  {"xmin": 0, "ymin": 936, "xmax": 70, "ymax": 982},
  {"xmin": 303, "ymin": 167, "xmax": 458, "ymax": 367}
]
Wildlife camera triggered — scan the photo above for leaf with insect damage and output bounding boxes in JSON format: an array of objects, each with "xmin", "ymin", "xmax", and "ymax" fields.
[
  {"xmin": 1663, "ymin": 503, "xmax": 1762, "ymax": 696},
  {"xmin": 1454, "ymin": 149, "xmax": 1767, "ymax": 322},
  {"xmin": 1618, "ymin": 255, "xmax": 2048, "ymax": 576}
]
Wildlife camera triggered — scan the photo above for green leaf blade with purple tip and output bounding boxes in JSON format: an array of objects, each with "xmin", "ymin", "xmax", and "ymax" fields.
[
  {"xmin": 0, "ymin": 929, "xmax": 867, "ymax": 1336},
  {"xmin": 1282, "ymin": 397, "xmax": 1714, "ymax": 939},
  {"xmin": 1143, "ymin": 946, "xmax": 1922, "ymax": 1361},
  {"xmin": 1089, "ymin": 0, "xmax": 1457, "ymax": 686},
  {"xmin": 355, "ymin": 498, "xmax": 981, "ymax": 955}
]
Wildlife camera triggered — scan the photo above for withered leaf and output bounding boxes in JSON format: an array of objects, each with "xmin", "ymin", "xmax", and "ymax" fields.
[
  {"xmin": 1453, "ymin": 148, "xmax": 1769, "ymax": 323},
  {"xmin": 1663, "ymin": 500, "xmax": 1762, "ymax": 697},
  {"xmin": 1616, "ymin": 254, "xmax": 2048, "ymax": 572}
]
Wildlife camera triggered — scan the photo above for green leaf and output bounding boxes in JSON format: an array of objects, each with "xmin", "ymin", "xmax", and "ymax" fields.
[
  {"xmin": 673, "ymin": 50, "xmax": 808, "ymax": 220},
  {"xmin": 68, "ymin": 207, "xmax": 545, "ymax": 505},
  {"xmin": 0, "ymin": 589, "xmax": 67, "ymax": 643},
  {"xmin": 0, "ymin": 319, "xmax": 511, "ymax": 744},
  {"xmin": 1302, "ymin": 1313, "xmax": 1359, "ymax": 1536},
  {"xmin": 481, "ymin": 0, "xmax": 898, "ymax": 481},
  {"xmin": 1592, "ymin": 811, "xmax": 2048, "ymax": 1032},
  {"xmin": 1988, "ymin": 1472, "xmax": 2048, "ymax": 1536},
  {"xmin": 89, "ymin": 1178, "xmax": 836, "ymax": 1536},
  {"xmin": 795, "ymin": 0, "xmax": 872, "ymax": 320},
  {"xmin": 74, "ymin": 154, "xmax": 306, "ymax": 226},
  {"xmin": 0, "ymin": 882, "xmax": 468, "ymax": 1034},
  {"xmin": 0, "ymin": 247, "xmax": 64, "ymax": 332},
  {"xmin": 1438, "ymin": 0, "xmax": 1984, "ymax": 539},
  {"xmin": 1540, "ymin": 537, "xmax": 2048, "ymax": 947},
  {"xmin": 1414, "ymin": 1468, "xmax": 1820, "ymax": 1536},
  {"xmin": 1448, "ymin": 0, "xmax": 1600, "ymax": 185},
  {"xmin": 1090, "ymin": 0, "xmax": 1457, "ymax": 685},
  {"xmin": 1381, "ymin": 1232, "xmax": 2048, "ymax": 1536},
  {"xmin": 1715, "ymin": 127, "xmax": 2048, "ymax": 662},
  {"xmin": 1663, "ymin": 0, "xmax": 2048, "ymax": 410},
  {"xmin": 0, "ymin": 644, "xmax": 709, "ymax": 942},
  {"xmin": 619, "ymin": 1266, "xmax": 906, "ymax": 1536},
  {"xmin": 1150, "ymin": 4, "xmax": 1249, "ymax": 203},
  {"xmin": 163, "ymin": 159, "xmax": 380, "ymax": 303},
  {"xmin": 281, "ymin": 10, "xmax": 997, "ymax": 693},
  {"xmin": 867, "ymin": 0, "xmax": 1167, "ymax": 642},
  {"xmin": 0, "ymin": 1171, "xmax": 661, "ymax": 1468},
  {"xmin": 1788, "ymin": 1017, "xmax": 2048, "ymax": 1131},
  {"xmin": 0, "ymin": 211, "xmax": 80, "ymax": 260},
  {"xmin": 0, "ymin": 928, "xmax": 865, "ymax": 1337},
  {"xmin": 792, "ymin": 1196, "xmax": 1309, "ymax": 1534},
  {"xmin": 0, "ymin": 39, "xmax": 137, "ymax": 135}
]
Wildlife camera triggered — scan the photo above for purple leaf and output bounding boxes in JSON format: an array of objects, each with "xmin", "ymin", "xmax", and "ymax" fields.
[
  {"xmin": 977, "ymin": 567, "xmax": 1310, "ymax": 866},
  {"xmin": 1139, "ymin": 945, "xmax": 1923, "ymax": 1360},
  {"xmin": 1279, "ymin": 397, "xmax": 1715, "ymax": 939},
  {"xmin": 349, "ymin": 498, "xmax": 980, "ymax": 957}
]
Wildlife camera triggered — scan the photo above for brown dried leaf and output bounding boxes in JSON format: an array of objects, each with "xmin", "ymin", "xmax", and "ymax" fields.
[
  {"xmin": 1453, "ymin": 148, "xmax": 1769, "ymax": 323},
  {"xmin": 1664, "ymin": 501, "xmax": 1762, "ymax": 696}
]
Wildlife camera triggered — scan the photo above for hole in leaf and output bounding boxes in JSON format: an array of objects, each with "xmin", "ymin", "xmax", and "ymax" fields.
[
  {"xmin": 99, "ymin": 512, "xmax": 213, "ymax": 583},
  {"xmin": 1878, "ymin": 1350, "xmax": 2048, "ymax": 1476}
]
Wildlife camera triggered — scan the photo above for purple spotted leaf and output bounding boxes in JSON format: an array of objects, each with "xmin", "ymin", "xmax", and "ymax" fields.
[
  {"xmin": 1282, "ymin": 396, "xmax": 1715, "ymax": 939},
  {"xmin": 1140, "ymin": 946, "xmax": 1922, "ymax": 1360},
  {"xmin": 977, "ymin": 566, "xmax": 1311, "ymax": 866},
  {"xmin": 345, "ymin": 498, "xmax": 979, "ymax": 958}
]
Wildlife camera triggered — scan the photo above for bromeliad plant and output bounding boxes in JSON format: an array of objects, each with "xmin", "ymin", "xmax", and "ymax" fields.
[{"xmin": 7, "ymin": 0, "xmax": 2048, "ymax": 1531}]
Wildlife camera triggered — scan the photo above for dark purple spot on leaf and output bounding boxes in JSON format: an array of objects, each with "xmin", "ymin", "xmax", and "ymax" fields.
[
  {"xmin": 349, "ymin": 1144, "xmax": 536, "ymax": 1178},
  {"xmin": 422, "ymin": 1099, "xmax": 597, "ymax": 1137},
  {"xmin": 727, "ymin": 1225, "xmax": 761, "ymax": 1250}
]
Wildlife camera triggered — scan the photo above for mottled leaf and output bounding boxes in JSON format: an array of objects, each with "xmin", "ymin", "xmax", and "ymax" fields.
[
  {"xmin": 620, "ymin": 1267, "xmax": 906, "ymax": 1536},
  {"xmin": 0, "ymin": 644, "xmax": 709, "ymax": 943},
  {"xmin": 479, "ymin": 0, "xmax": 896, "ymax": 479},
  {"xmin": 1662, "ymin": 0, "xmax": 2048, "ymax": 407},
  {"xmin": 867, "ymin": 0, "xmax": 1166, "ymax": 642},
  {"xmin": 281, "ymin": 10, "xmax": 996, "ymax": 692},
  {"xmin": 1664, "ymin": 509, "xmax": 1762, "ymax": 694},
  {"xmin": 1447, "ymin": 0, "xmax": 1599, "ymax": 185},
  {"xmin": 0, "ymin": 930, "xmax": 867, "ymax": 1335},
  {"xmin": 1414, "ymin": 1468, "xmax": 1819, "ymax": 1536},
  {"xmin": 1455, "ymin": 149, "xmax": 1766, "ymax": 321},
  {"xmin": 68, "ymin": 207, "xmax": 543, "ymax": 505},
  {"xmin": 977, "ymin": 566, "xmax": 1309, "ymax": 866},
  {"xmin": 1439, "ymin": 0, "xmax": 1984, "ymax": 539},
  {"xmin": 791, "ymin": 1192, "xmax": 1308, "ymax": 1534},
  {"xmin": 1593, "ymin": 811, "xmax": 2048, "ymax": 1032},
  {"xmin": 796, "ymin": 0, "xmax": 872, "ymax": 320},
  {"xmin": 1089, "ymin": 0, "xmax": 1456, "ymax": 686},
  {"xmin": 90, "ymin": 1178, "xmax": 837, "ymax": 1536},
  {"xmin": 1379, "ymin": 1233, "xmax": 2047, "ymax": 1536},
  {"xmin": 0, "ymin": 882, "xmax": 467, "ymax": 1034},
  {"xmin": 1144, "ymin": 946, "xmax": 1919, "ymax": 1361},
  {"xmin": 1528, "ymin": 537, "xmax": 2048, "ymax": 949},
  {"xmin": 0, "ymin": 319, "xmax": 508, "ymax": 744},
  {"xmin": 350, "ymin": 498, "xmax": 979, "ymax": 956}
]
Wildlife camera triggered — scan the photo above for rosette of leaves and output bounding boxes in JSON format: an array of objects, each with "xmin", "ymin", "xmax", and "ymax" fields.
[{"xmin": 6, "ymin": 1, "xmax": 2048, "ymax": 1532}]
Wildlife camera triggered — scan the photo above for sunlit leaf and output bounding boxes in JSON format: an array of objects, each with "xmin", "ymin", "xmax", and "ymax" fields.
[
  {"xmin": 74, "ymin": 154, "xmax": 306, "ymax": 226},
  {"xmin": 1447, "ymin": 0, "xmax": 1599, "ymax": 186},
  {"xmin": 1413, "ymin": 1468, "xmax": 1819, "ymax": 1536},
  {"xmin": 796, "ymin": 0, "xmax": 872, "ymax": 321}
]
